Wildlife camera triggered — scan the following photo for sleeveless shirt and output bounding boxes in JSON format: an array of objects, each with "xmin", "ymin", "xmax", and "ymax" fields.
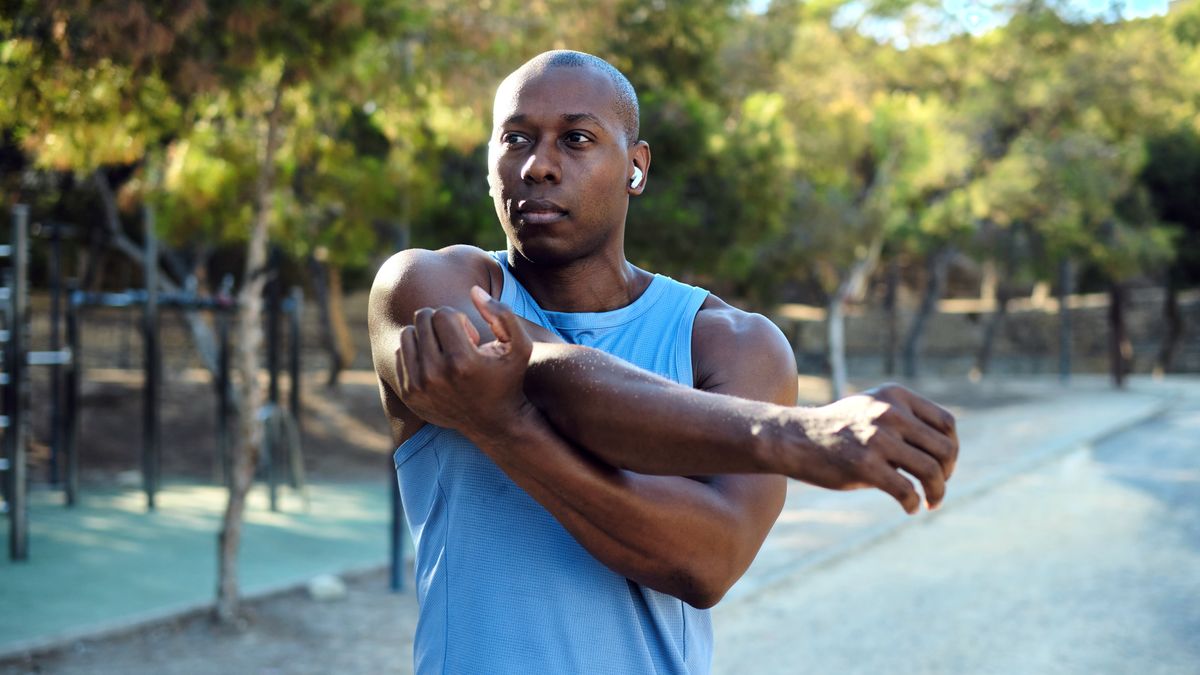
[{"xmin": 394, "ymin": 251, "xmax": 712, "ymax": 674}]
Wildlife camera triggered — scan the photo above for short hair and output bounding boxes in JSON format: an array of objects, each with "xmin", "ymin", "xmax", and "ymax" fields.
[{"xmin": 520, "ymin": 50, "xmax": 640, "ymax": 143}]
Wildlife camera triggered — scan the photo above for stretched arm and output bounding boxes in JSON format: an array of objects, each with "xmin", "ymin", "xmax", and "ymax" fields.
[
  {"xmin": 370, "ymin": 247, "xmax": 958, "ymax": 510},
  {"xmin": 523, "ymin": 335, "xmax": 959, "ymax": 513}
]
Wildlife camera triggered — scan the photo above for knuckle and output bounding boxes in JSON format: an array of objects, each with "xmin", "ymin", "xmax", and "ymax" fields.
[
  {"xmin": 445, "ymin": 355, "xmax": 469, "ymax": 377},
  {"xmin": 852, "ymin": 451, "xmax": 885, "ymax": 477},
  {"xmin": 912, "ymin": 454, "xmax": 939, "ymax": 480},
  {"xmin": 412, "ymin": 370, "xmax": 430, "ymax": 390},
  {"xmin": 876, "ymin": 403, "xmax": 899, "ymax": 423},
  {"xmin": 877, "ymin": 382, "xmax": 904, "ymax": 398}
]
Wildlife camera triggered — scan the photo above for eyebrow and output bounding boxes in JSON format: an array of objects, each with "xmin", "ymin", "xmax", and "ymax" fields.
[
  {"xmin": 561, "ymin": 112, "xmax": 604, "ymax": 127},
  {"xmin": 501, "ymin": 112, "xmax": 607, "ymax": 128}
]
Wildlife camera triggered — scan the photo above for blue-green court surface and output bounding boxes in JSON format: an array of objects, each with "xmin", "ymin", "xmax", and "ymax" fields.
[{"xmin": 0, "ymin": 481, "xmax": 391, "ymax": 654}]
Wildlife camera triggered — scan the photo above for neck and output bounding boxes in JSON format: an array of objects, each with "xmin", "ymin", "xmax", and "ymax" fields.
[{"xmin": 506, "ymin": 246, "xmax": 653, "ymax": 313}]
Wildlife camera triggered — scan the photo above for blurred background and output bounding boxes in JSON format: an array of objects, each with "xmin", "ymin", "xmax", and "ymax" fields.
[
  {"xmin": 1, "ymin": 1, "xmax": 1199, "ymax": 673},
  {"xmin": 1, "ymin": 0, "xmax": 1198, "ymax": 386}
]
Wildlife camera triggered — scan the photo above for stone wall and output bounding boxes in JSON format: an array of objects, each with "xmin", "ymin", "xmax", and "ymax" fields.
[{"xmin": 776, "ymin": 287, "xmax": 1200, "ymax": 378}]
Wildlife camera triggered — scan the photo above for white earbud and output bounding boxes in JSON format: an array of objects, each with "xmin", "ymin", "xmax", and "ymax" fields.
[{"xmin": 630, "ymin": 167, "xmax": 644, "ymax": 189}]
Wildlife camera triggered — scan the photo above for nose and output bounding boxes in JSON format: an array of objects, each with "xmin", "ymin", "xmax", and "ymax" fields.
[{"xmin": 520, "ymin": 138, "xmax": 560, "ymax": 184}]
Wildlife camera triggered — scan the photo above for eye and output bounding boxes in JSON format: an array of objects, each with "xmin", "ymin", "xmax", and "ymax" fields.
[
  {"xmin": 563, "ymin": 131, "xmax": 592, "ymax": 146},
  {"xmin": 500, "ymin": 131, "xmax": 530, "ymax": 146}
]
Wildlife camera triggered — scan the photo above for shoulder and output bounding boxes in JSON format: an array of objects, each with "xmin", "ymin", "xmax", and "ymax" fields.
[
  {"xmin": 369, "ymin": 245, "xmax": 501, "ymax": 329},
  {"xmin": 370, "ymin": 245, "xmax": 498, "ymax": 300},
  {"xmin": 691, "ymin": 294, "xmax": 797, "ymax": 405},
  {"xmin": 692, "ymin": 294, "xmax": 791, "ymax": 360}
]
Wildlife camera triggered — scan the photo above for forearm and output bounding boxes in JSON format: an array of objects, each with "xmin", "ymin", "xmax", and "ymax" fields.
[
  {"xmin": 525, "ymin": 343, "xmax": 811, "ymax": 477},
  {"xmin": 463, "ymin": 406, "xmax": 758, "ymax": 608}
]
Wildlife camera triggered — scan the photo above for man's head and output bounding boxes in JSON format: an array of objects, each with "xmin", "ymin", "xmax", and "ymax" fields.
[
  {"xmin": 504, "ymin": 51, "xmax": 641, "ymax": 144},
  {"xmin": 488, "ymin": 50, "xmax": 650, "ymax": 266}
]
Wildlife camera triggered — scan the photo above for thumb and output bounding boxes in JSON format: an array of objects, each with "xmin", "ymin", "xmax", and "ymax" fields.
[
  {"xmin": 470, "ymin": 286, "xmax": 532, "ymax": 359},
  {"xmin": 470, "ymin": 285, "xmax": 510, "ymax": 342}
]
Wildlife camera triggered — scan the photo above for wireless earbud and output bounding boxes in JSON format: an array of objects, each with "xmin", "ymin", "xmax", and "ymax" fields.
[{"xmin": 630, "ymin": 167, "xmax": 644, "ymax": 189}]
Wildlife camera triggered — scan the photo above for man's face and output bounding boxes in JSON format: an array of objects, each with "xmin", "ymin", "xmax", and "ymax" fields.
[{"xmin": 488, "ymin": 66, "xmax": 641, "ymax": 266}]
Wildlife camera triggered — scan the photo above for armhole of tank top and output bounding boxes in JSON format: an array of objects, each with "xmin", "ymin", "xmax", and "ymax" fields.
[
  {"xmin": 491, "ymin": 250, "xmax": 531, "ymax": 313},
  {"xmin": 393, "ymin": 423, "xmax": 440, "ymax": 469},
  {"xmin": 675, "ymin": 286, "xmax": 710, "ymax": 388},
  {"xmin": 487, "ymin": 251, "xmax": 511, "ymax": 304}
]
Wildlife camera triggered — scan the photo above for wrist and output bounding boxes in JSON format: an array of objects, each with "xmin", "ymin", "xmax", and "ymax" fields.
[
  {"xmin": 763, "ymin": 406, "xmax": 819, "ymax": 479},
  {"xmin": 460, "ymin": 397, "xmax": 545, "ymax": 454}
]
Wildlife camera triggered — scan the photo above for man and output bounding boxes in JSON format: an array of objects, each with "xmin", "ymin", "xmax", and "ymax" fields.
[{"xmin": 368, "ymin": 50, "xmax": 958, "ymax": 674}]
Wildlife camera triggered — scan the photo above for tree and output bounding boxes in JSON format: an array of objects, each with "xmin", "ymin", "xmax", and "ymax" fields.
[{"xmin": 2, "ymin": 0, "xmax": 420, "ymax": 621}]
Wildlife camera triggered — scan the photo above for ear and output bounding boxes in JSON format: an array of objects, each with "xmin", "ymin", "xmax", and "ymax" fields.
[{"xmin": 628, "ymin": 140, "xmax": 651, "ymax": 196}]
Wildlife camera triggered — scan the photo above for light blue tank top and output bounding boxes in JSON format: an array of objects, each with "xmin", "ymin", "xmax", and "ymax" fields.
[{"xmin": 394, "ymin": 251, "xmax": 713, "ymax": 674}]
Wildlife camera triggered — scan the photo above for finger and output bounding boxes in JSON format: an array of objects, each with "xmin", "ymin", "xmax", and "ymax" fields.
[
  {"xmin": 886, "ymin": 439, "xmax": 947, "ymax": 509},
  {"xmin": 867, "ymin": 460, "xmax": 921, "ymax": 515},
  {"xmin": 898, "ymin": 393, "xmax": 959, "ymax": 479},
  {"xmin": 396, "ymin": 326, "xmax": 421, "ymax": 393},
  {"xmin": 470, "ymin": 286, "xmax": 510, "ymax": 343},
  {"xmin": 459, "ymin": 312, "xmax": 481, "ymax": 346},
  {"xmin": 898, "ymin": 410, "xmax": 958, "ymax": 480},
  {"xmin": 413, "ymin": 307, "xmax": 442, "ymax": 374},
  {"xmin": 907, "ymin": 393, "xmax": 957, "ymax": 437},
  {"xmin": 431, "ymin": 307, "xmax": 475, "ymax": 360}
]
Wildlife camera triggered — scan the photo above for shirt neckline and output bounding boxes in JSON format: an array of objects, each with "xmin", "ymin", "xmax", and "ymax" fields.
[{"xmin": 498, "ymin": 251, "xmax": 669, "ymax": 331}]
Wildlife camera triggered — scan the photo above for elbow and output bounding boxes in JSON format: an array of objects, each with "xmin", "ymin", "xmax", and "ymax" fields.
[
  {"xmin": 678, "ymin": 572, "xmax": 732, "ymax": 610},
  {"xmin": 666, "ymin": 561, "xmax": 737, "ymax": 610}
]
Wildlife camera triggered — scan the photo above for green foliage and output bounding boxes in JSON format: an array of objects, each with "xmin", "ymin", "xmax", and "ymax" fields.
[
  {"xmin": 1, "ymin": 0, "xmax": 1197, "ymax": 298},
  {"xmin": 1142, "ymin": 126, "xmax": 1200, "ymax": 285}
]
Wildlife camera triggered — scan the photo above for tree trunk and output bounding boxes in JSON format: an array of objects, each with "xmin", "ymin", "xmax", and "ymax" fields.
[
  {"xmin": 902, "ymin": 248, "xmax": 950, "ymax": 380},
  {"xmin": 309, "ymin": 257, "xmax": 357, "ymax": 388},
  {"xmin": 1108, "ymin": 280, "xmax": 1131, "ymax": 389},
  {"xmin": 827, "ymin": 237, "xmax": 883, "ymax": 400},
  {"xmin": 974, "ymin": 282, "xmax": 1010, "ymax": 378},
  {"xmin": 77, "ymin": 221, "xmax": 110, "ymax": 291},
  {"xmin": 92, "ymin": 170, "xmax": 225, "ymax": 379},
  {"xmin": 882, "ymin": 259, "xmax": 899, "ymax": 377},
  {"xmin": 828, "ymin": 294, "xmax": 848, "ymax": 401},
  {"xmin": 215, "ymin": 74, "xmax": 286, "ymax": 624},
  {"xmin": 1155, "ymin": 273, "xmax": 1182, "ymax": 376},
  {"xmin": 1058, "ymin": 259, "xmax": 1073, "ymax": 383}
]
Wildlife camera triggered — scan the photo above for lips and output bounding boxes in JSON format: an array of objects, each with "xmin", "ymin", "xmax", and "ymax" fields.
[{"xmin": 516, "ymin": 199, "xmax": 568, "ymax": 225}]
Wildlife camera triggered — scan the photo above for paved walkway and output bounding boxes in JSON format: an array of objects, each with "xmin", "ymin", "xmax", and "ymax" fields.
[
  {"xmin": 726, "ymin": 375, "xmax": 1182, "ymax": 603},
  {"xmin": 713, "ymin": 378, "xmax": 1200, "ymax": 674},
  {"xmin": 1, "ymin": 375, "xmax": 1194, "ymax": 665}
]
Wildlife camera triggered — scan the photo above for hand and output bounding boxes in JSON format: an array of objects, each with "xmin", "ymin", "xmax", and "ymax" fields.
[
  {"xmin": 788, "ymin": 384, "xmax": 959, "ymax": 514},
  {"xmin": 395, "ymin": 286, "xmax": 535, "ymax": 440}
]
